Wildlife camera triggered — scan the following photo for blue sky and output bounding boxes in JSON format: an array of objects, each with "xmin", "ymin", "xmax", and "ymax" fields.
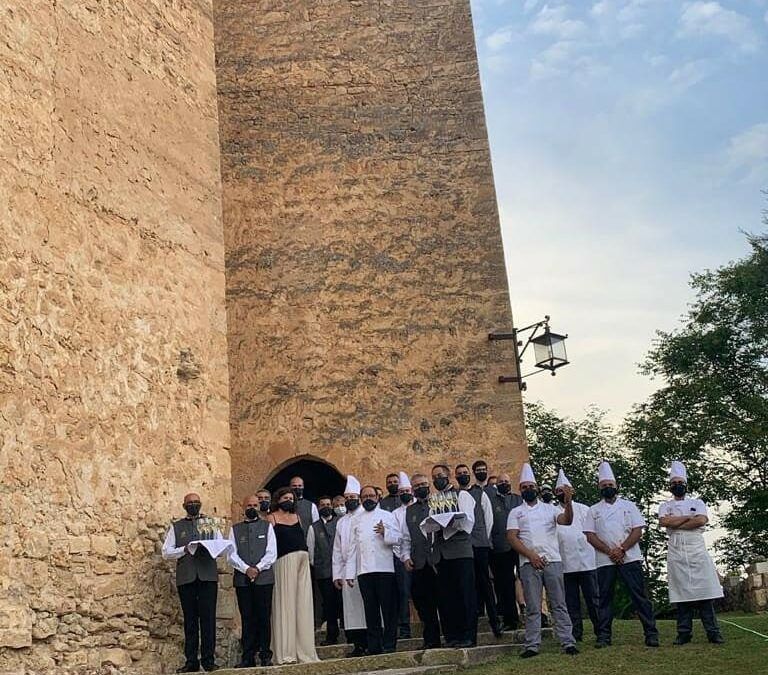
[{"xmin": 470, "ymin": 0, "xmax": 768, "ymax": 421}]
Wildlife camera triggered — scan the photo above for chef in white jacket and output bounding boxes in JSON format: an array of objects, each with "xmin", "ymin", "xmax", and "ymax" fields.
[
  {"xmin": 332, "ymin": 476, "xmax": 367, "ymax": 656},
  {"xmin": 347, "ymin": 485, "xmax": 402, "ymax": 654},
  {"xmin": 554, "ymin": 469, "xmax": 599, "ymax": 643},
  {"xmin": 659, "ymin": 461, "xmax": 724, "ymax": 645}
]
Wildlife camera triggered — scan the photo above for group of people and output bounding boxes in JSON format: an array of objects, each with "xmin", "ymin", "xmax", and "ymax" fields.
[{"xmin": 162, "ymin": 459, "xmax": 725, "ymax": 671}]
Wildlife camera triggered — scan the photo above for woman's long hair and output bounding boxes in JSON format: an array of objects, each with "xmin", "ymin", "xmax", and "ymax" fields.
[{"xmin": 271, "ymin": 486, "xmax": 296, "ymax": 512}]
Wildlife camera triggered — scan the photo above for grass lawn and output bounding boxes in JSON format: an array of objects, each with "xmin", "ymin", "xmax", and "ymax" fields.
[{"xmin": 463, "ymin": 613, "xmax": 767, "ymax": 675}]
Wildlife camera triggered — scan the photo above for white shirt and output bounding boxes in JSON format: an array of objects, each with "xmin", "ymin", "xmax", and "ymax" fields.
[
  {"xmin": 346, "ymin": 506, "xmax": 400, "ymax": 577},
  {"xmin": 225, "ymin": 521, "xmax": 277, "ymax": 574},
  {"xmin": 464, "ymin": 488, "xmax": 494, "ymax": 540},
  {"xmin": 658, "ymin": 497, "xmax": 709, "ymax": 534},
  {"xmin": 391, "ymin": 502, "xmax": 410, "ymax": 559},
  {"xmin": 307, "ymin": 516, "xmax": 334, "ymax": 565},
  {"xmin": 583, "ymin": 497, "xmax": 646, "ymax": 567},
  {"xmin": 556, "ymin": 501, "xmax": 596, "ymax": 573},
  {"xmin": 161, "ymin": 518, "xmax": 224, "ymax": 560},
  {"xmin": 332, "ymin": 510, "xmax": 358, "ymax": 581},
  {"xmin": 506, "ymin": 500, "xmax": 562, "ymax": 565}
]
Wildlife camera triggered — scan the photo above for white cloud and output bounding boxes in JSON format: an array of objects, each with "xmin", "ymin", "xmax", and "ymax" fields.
[
  {"xmin": 726, "ymin": 122, "xmax": 768, "ymax": 183},
  {"xmin": 678, "ymin": 1, "xmax": 762, "ymax": 53},
  {"xmin": 529, "ymin": 4, "xmax": 588, "ymax": 39},
  {"xmin": 486, "ymin": 26, "xmax": 515, "ymax": 51},
  {"xmin": 668, "ymin": 58, "xmax": 717, "ymax": 89}
]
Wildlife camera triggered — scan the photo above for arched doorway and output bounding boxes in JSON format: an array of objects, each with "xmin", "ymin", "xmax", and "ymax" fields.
[{"xmin": 264, "ymin": 455, "xmax": 346, "ymax": 503}]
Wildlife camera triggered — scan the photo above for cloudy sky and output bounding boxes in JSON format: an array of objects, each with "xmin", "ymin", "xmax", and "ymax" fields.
[{"xmin": 470, "ymin": 0, "xmax": 768, "ymax": 421}]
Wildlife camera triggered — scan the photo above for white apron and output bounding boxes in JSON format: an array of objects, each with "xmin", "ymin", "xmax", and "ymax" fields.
[
  {"xmin": 667, "ymin": 529, "xmax": 723, "ymax": 604},
  {"xmin": 341, "ymin": 580, "xmax": 367, "ymax": 630}
]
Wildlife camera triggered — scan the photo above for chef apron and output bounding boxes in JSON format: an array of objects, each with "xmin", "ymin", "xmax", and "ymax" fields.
[{"xmin": 667, "ymin": 529, "xmax": 723, "ymax": 604}]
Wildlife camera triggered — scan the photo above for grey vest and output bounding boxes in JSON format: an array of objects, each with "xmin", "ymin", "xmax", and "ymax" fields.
[
  {"xmin": 310, "ymin": 517, "xmax": 338, "ymax": 580},
  {"xmin": 405, "ymin": 500, "xmax": 435, "ymax": 570},
  {"xmin": 380, "ymin": 495, "xmax": 399, "ymax": 512},
  {"xmin": 468, "ymin": 485, "xmax": 491, "ymax": 548},
  {"xmin": 232, "ymin": 520, "xmax": 275, "ymax": 587},
  {"xmin": 296, "ymin": 499, "xmax": 314, "ymax": 536},
  {"xmin": 172, "ymin": 517, "xmax": 218, "ymax": 587},
  {"xmin": 431, "ymin": 490, "xmax": 473, "ymax": 562}
]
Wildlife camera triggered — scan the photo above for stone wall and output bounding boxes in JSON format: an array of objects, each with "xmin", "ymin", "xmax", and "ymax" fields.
[
  {"xmin": 214, "ymin": 0, "xmax": 527, "ymax": 506},
  {"xmin": 0, "ymin": 2, "xmax": 231, "ymax": 672},
  {"xmin": 722, "ymin": 562, "xmax": 768, "ymax": 613}
]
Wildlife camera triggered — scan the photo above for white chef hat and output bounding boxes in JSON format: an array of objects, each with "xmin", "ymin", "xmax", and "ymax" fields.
[
  {"xmin": 555, "ymin": 468, "xmax": 572, "ymax": 489},
  {"xmin": 597, "ymin": 461, "xmax": 616, "ymax": 483},
  {"xmin": 519, "ymin": 462, "xmax": 536, "ymax": 485},
  {"xmin": 344, "ymin": 475, "xmax": 361, "ymax": 495},
  {"xmin": 398, "ymin": 471, "xmax": 412, "ymax": 489},
  {"xmin": 669, "ymin": 461, "xmax": 687, "ymax": 482}
]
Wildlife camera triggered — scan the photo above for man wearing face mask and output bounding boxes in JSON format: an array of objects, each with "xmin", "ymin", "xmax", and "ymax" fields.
[
  {"xmin": 162, "ymin": 493, "xmax": 224, "ymax": 672},
  {"xmin": 659, "ymin": 461, "xmax": 724, "ymax": 645},
  {"xmin": 489, "ymin": 472, "xmax": 522, "ymax": 631},
  {"xmin": 227, "ymin": 494, "xmax": 277, "ymax": 667},
  {"xmin": 289, "ymin": 476, "xmax": 319, "ymax": 537},
  {"xmin": 471, "ymin": 460, "xmax": 495, "ymax": 498},
  {"xmin": 332, "ymin": 476, "xmax": 368, "ymax": 656},
  {"xmin": 553, "ymin": 470, "xmax": 599, "ymax": 643},
  {"xmin": 457, "ymin": 463, "xmax": 502, "ymax": 638},
  {"xmin": 347, "ymin": 486, "xmax": 401, "ymax": 654},
  {"xmin": 539, "ymin": 484, "xmax": 555, "ymax": 504},
  {"xmin": 332, "ymin": 495, "xmax": 347, "ymax": 518},
  {"xmin": 307, "ymin": 496, "xmax": 342, "ymax": 646},
  {"xmin": 400, "ymin": 473, "xmax": 442, "ymax": 649},
  {"xmin": 389, "ymin": 471, "xmax": 413, "ymax": 639},
  {"xmin": 583, "ymin": 461, "xmax": 659, "ymax": 648},
  {"xmin": 255, "ymin": 489, "xmax": 272, "ymax": 517},
  {"xmin": 507, "ymin": 463, "xmax": 578, "ymax": 658},
  {"xmin": 380, "ymin": 473, "xmax": 401, "ymax": 512},
  {"xmin": 430, "ymin": 464, "xmax": 478, "ymax": 648}
]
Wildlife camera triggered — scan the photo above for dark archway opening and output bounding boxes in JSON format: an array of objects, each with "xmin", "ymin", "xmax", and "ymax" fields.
[{"xmin": 264, "ymin": 457, "xmax": 346, "ymax": 503}]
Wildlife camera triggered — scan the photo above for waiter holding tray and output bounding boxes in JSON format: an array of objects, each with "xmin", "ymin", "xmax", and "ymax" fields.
[{"xmin": 162, "ymin": 492, "xmax": 232, "ymax": 673}]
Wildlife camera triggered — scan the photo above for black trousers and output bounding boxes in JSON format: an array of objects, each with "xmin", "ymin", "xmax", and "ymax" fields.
[
  {"xmin": 411, "ymin": 565, "xmax": 442, "ymax": 648},
  {"xmin": 235, "ymin": 583, "xmax": 273, "ymax": 664},
  {"xmin": 394, "ymin": 557, "xmax": 412, "ymax": 637},
  {"xmin": 677, "ymin": 600, "xmax": 722, "ymax": 638},
  {"xmin": 358, "ymin": 572, "xmax": 399, "ymax": 654},
  {"xmin": 317, "ymin": 577, "xmax": 341, "ymax": 642},
  {"xmin": 596, "ymin": 562, "xmax": 658, "ymax": 643},
  {"xmin": 177, "ymin": 579, "xmax": 218, "ymax": 669},
  {"xmin": 473, "ymin": 547, "xmax": 500, "ymax": 631},
  {"xmin": 436, "ymin": 557, "xmax": 477, "ymax": 644},
  {"xmin": 564, "ymin": 570, "xmax": 599, "ymax": 641},
  {"xmin": 489, "ymin": 548, "xmax": 520, "ymax": 629}
]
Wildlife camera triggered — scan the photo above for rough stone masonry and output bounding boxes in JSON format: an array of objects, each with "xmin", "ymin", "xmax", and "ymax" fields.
[{"xmin": 0, "ymin": 1, "xmax": 526, "ymax": 672}]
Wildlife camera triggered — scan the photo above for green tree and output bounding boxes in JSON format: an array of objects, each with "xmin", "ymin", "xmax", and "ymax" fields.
[{"xmin": 625, "ymin": 231, "xmax": 768, "ymax": 568}]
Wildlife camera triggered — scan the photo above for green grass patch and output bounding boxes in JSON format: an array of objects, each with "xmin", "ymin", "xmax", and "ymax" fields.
[{"xmin": 463, "ymin": 614, "xmax": 767, "ymax": 675}]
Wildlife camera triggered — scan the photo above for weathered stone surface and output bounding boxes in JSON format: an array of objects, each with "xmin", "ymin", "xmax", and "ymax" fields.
[
  {"xmin": 214, "ymin": 0, "xmax": 527, "ymax": 505},
  {"xmin": 1, "ymin": 1, "xmax": 231, "ymax": 672}
]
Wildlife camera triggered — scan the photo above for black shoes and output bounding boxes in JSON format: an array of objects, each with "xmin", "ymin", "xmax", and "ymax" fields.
[
  {"xmin": 201, "ymin": 665, "xmax": 217, "ymax": 672},
  {"xmin": 564, "ymin": 646, "xmax": 579, "ymax": 655},
  {"xmin": 708, "ymin": 634, "xmax": 726, "ymax": 644},
  {"xmin": 347, "ymin": 646, "xmax": 366, "ymax": 657},
  {"xmin": 234, "ymin": 662, "xmax": 255, "ymax": 669},
  {"xmin": 645, "ymin": 637, "xmax": 660, "ymax": 648},
  {"xmin": 260, "ymin": 657, "xmax": 273, "ymax": 667},
  {"xmin": 519, "ymin": 649, "xmax": 539, "ymax": 659},
  {"xmin": 177, "ymin": 665, "xmax": 199, "ymax": 673},
  {"xmin": 595, "ymin": 641, "xmax": 611, "ymax": 649},
  {"xmin": 422, "ymin": 642, "xmax": 442, "ymax": 650},
  {"xmin": 673, "ymin": 634, "xmax": 692, "ymax": 646},
  {"xmin": 320, "ymin": 638, "xmax": 338, "ymax": 646},
  {"xmin": 491, "ymin": 625, "xmax": 505, "ymax": 638}
]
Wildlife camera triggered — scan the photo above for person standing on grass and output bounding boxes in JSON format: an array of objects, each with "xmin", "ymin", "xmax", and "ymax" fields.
[
  {"xmin": 659, "ymin": 461, "xmax": 725, "ymax": 645},
  {"xmin": 583, "ymin": 461, "xmax": 659, "ymax": 649},
  {"xmin": 507, "ymin": 463, "xmax": 579, "ymax": 658}
]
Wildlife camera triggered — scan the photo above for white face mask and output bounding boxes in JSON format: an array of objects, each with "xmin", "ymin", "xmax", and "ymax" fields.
[{"xmin": 334, "ymin": 506, "xmax": 347, "ymax": 517}]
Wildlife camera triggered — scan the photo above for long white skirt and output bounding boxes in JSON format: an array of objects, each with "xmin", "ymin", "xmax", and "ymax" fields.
[{"xmin": 271, "ymin": 551, "xmax": 319, "ymax": 664}]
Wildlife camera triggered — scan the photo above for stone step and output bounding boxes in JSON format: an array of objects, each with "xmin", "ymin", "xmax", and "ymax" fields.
[
  {"xmin": 316, "ymin": 616, "xmax": 504, "ymax": 640},
  {"xmin": 347, "ymin": 667, "xmax": 458, "ymax": 675},
  {"xmin": 316, "ymin": 629, "xmax": 527, "ymax": 660}
]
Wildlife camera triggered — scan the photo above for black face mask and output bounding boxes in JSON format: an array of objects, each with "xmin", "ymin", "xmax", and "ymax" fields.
[
  {"xmin": 400, "ymin": 492, "xmax": 413, "ymax": 504},
  {"xmin": 671, "ymin": 483, "xmax": 687, "ymax": 498},
  {"xmin": 474, "ymin": 470, "xmax": 488, "ymax": 483},
  {"xmin": 540, "ymin": 492, "xmax": 554, "ymax": 504},
  {"xmin": 433, "ymin": 476, "xmax": 449, "ymax": 491},
  {"xmin": 362, "ymin": 499, "xmax": 377, "ymax": 512},
  {"xmin": 521, "ymin": 489, "xmax": 538, "ymax": 503},
  {"xmin": 601, "ymin": 486, "xmax": 618, "ymax": 500},
  {"xmin": 457, "ymin": 474, "xmax": 471, "ymax": 487},
  {"xmin": 387, "ymin": 484, "xmax": 399, "ymax": 496},
  {"xmin": 185, "ymin": 502, "xmax": 201, "ymax": 517},
  {"xmin": 293, "ymin": 487, "xmax": 304, "ymax": 500},
  {"xmin": 258, "ymin": 500, "xmax": 270, "ymax": 512},
  {"xmin": 319, "ymin": 506, "xmax": 333, "ymax": 519},
  {"xmin": 244, "ymin": 507, "xmax": 259, "ymax": 520},
  {"xmin": 556, "ymin": 492, "xmax": 566, "ymax": 504},
  {"xmin": 497, "ymin": 482, "xmax": 511, "ymax": 495},
  {"xmin": 278, "ymin": 500, "xmax": 296, "ymax": 513},
  {"xmin": 414, "ymin": 486, "xmax": 429, "ymax": 501},
  {"xmin": 345, "ymin": 498, "xmax": 360, "ymax": 512}
]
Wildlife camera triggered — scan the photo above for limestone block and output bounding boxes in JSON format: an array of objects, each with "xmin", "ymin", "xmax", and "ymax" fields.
[
  {"xmin": 0, "ymin": 601, "xmax": 32, "ymax": 649},
  {"xmin": 68, "ymin": 536, "xmax": 91, "ymax": 555},
  {"xmin": 748, "ymin": 561, "xmax": 768, "ymax": 574},
  {"xmin": 31, "ymin": 616, "xmax": 59, "ymax": 640},
  {"xmin": 22, "ymin": 530, "xmax": 50, "ymax": 560},
  {"xmin": 100, "ymin": 648, "xmax": 132, "ymax": 667},
  {"xmin": 90, "ymin": 534, "xmax": 118, "ymax": 558}
]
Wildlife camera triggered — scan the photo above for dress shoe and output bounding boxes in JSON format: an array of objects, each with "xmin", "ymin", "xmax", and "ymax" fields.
[
  {"xmin": 347, "ymin": 646, "xmax": 366, "ymax": 657},
  {"xmin": 564, "ymin": 646, "xmax": 579, "ymax": 655},
  {"xmin": 645, "ymin": 637, "xmax": 660, "ymax": 648},
  {"xmin": 444, "ymin": 640, "xmax": 459, "ymax": 648},
  {"xmin": 321, "ymin": 638, "xmax": 338, "ymax": 646},
  {"xmin": 234, "ymin": 661, "xmax": 255, "ymax": 669},
  {"xmin": 519, "ymin": 649, "xmax": 539, "ymax": 659},
  {"xmin": 177, "ymin": 664, "xmax": 200, "ymax": 673},
  {"xmin": 673, "ymin": 635, "xmax": 691, "ymax": 646},
  {"xmin": 492, "ymin": 625, "xmax": 504, "ymax": 638},
  {"xmin": 260, "ymin": 657, "xmax": 273, "ymax": 667},
  {"xmin": 594, "ymin": 641, "xmax": 611, "ymax": 649},
  {"xmin": 708, "ymin": 634, "xmax": 725, "ymax": 644},
  {"xmin": 422, "ymin": 642, "xmax": 442, "ymax": 650}
]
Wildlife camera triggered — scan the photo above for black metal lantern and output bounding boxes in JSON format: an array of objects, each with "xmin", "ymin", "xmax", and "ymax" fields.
[{"xmin": 531, "ymin": 327, "xmax": 569, "ymax": 372}]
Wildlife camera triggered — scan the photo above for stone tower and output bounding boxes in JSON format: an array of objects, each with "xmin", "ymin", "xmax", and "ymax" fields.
[
  {"xmin": 1, "ymin": 0, "xmax": 526, "ymax": 670},
  {"xmin": 214, "ymin": 1, "xmax": 526, "ymax": 506}
]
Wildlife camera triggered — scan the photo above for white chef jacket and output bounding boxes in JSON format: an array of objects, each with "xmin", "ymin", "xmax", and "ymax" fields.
[
  {"xmin": 346, "ymin": 506, "xmax": 400, "ymax": 577},
  {"xmin": 226, "ymin": 521, "xmax": 277, "ymax": 574},
  {"xmin": 391, "ymin": 503, "xmax": 409, "ymax": 559},
  {"xmin": 556, "ymin": 501, "xmax": 596, "ymax": 573},
  {"xmin": 583, "ymin": 497, "xmax": 645, "ymax": 567},
  {"xmin": 161, "ymin": 518, "xmax": 224, "ymax": 560},
  {"xmin": 332, "ymin": 510, "xmax": 366, "ymax": 630},
  {"xmin": 658, "ymin": 497, "xmax": 708, "ymax": 532},
  {"xmin": 506, "ymin": 500, "xmax": 562, "ymax": 566}
]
